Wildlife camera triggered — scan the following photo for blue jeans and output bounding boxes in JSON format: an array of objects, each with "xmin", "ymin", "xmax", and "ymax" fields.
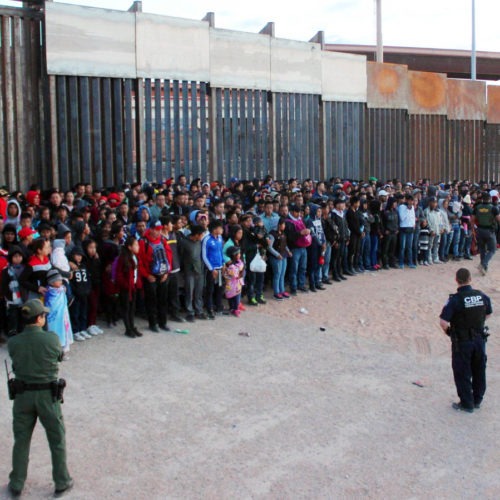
[
  {"xmin": 290, "ymin": 247, "xmax": 307, "ymax": 290},
  {"xmin": 270, "ymin": 256, "xmax": 287, "ymax": 295},
  {"xmin": 412, "ymin": 228, "xmax": 420, "ymax": 264},
  {"xmin": 370, "ymin": 234, "xmax": 379, "ymax": 267},
  {"xmin": 477, "ymin": 228, "xmax": 497, "ymax": 270},
  {"xmin": 398, "ymin": 228, "xmax": 414, "ymax": 266},
  {"xmin": 439, "ymin": 232, "xmax": 451, "ymax": 261},
  {"xmin": 359, "ymin": 235, "xmax": 371, "ymax": 269},
  {"xmin": 320, "ymin": 244, "xmax": 331, "ymax": 281},
  {"xmin": 450, "ymin": 223, "xmax": 460, "ymax": 257}
]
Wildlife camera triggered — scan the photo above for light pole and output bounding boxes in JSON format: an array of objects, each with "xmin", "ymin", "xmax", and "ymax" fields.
[
  {"xmin": 376, "ymin": 0, "xmax": 383, "ymax": 62},
  {"xmin": 471, "ymin": 0, "xmax": 476, "ymax": 80}
]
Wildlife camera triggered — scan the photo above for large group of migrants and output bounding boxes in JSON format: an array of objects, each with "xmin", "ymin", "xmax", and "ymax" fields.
[{"xmin": 0, "ymin": 175, "xmax": 498, "ymax": 356}]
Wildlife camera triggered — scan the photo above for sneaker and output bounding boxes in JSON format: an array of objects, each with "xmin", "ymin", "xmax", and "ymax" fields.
[
  {"xmin": 290, "ymin": 289, "xmax": 297, "ymax": 296},
  {"xmin": 238, "ymin": 303, "xmax": 246, "ymax": 311},
  {"xmin": 433, "ymin": 259, "xmax": 441, "ymax": 264},
  {"xmin": 231, "ymin": 309, "xmax": 241, "ymax": 317},
  {"xmin": 273, "ymin": 294, "xmax": 284, "ymax": 301},
  {"xmin": 150, "ymin": 325, "xmax": 160, "ymax": 333},
  {"xmin": 73, "ymin": 332, "xmax": 85, "ymax": 341},
  {"xmin": 298, "ymin": 287, "xmax": 309, "ymax": 293},
  {"xmin": 452, "ymin": 402, "xmax": 473, "ymax": 413},
  {"xmin": 195, "ymin": 313, "xmax": 208, "ymax": 320},
  {"xmin": 398, "ymin": 264, "xmax": 404, "ymax": 269},
  {"xmin": 80, "ymin": 330, "xmax": 92, "ymax": 339},
  {"xmin": 423, "ymin": 261, "xmax": 429, "ymax": 266},
  {"xmin": 94, "ymin": 325, "xmax": 104, "ymax": 334},
  {"xmin": 281, "ymin": 292, "xmax": 291, "ymax": 299},
  {"xmin": 159, "ymin": 325, "xmax": 171, "ymax": 332},
  {"xmin": 86, "ymin": 326, "xmax": 99, "ymax": 336},
  {"xmin": 316, "ymin": 284, "xmax": 326, "ymax": 290},
  {"xmin": 408, "ymin": 264, "xmax": 416, "ymax": 269},
  {"xmin": 256, "ymin": 296, "xmax": 267, "ymax": 304},
  {"xmin": 207, "ymin": 311, "xmax": 216, "ymax": 320},
  {"xmin": 248, "ymin": 297, "xmax": 259, "ymax": 306},
  {"xmin": 186, "ymin": 314, "xmax": 195, "ymax": 323}
]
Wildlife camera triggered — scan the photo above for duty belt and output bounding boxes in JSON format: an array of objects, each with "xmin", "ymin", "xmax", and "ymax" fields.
[{"xmin": 21, "ymin": 382, "xmax": 55, "ymax": 391}]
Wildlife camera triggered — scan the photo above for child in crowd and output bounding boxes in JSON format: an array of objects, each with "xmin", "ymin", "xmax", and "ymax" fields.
[
  {"xmin": 51, "ymin": 238, "xmax": 73, "ymax": 304},
  {"xmin": 83, "ymin": 239, "xmax": 103, "ymax": 335},
  {"xmin": 223, "ymin": 246, "xmax": 245, "ymax": 317},
  {"xmin": 1, "ymin": 246, "xmax": 26, "ymax": 336},
  {"xmin": 178, "ymin": 225, "xmax": 207, "ymax": 322},
  {"xmin": 115, "ymin": 236, "xmax": 142, "ymax": 338},
  {"xmin": 69, "ymin": 248, "xmax": 92, "ymax": 341},
  {"xmin": 44, "ymin": 269, "xmax": 73, "ymax": 358},
  {"xmin": 418, "ymin": 219, "xmax": 431, "ymax": 265}
]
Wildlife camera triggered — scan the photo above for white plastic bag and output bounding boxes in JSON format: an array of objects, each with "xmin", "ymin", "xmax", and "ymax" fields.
[{"xmin": 249, "ymin": 252, "xmax": 267, "ymax": 273}]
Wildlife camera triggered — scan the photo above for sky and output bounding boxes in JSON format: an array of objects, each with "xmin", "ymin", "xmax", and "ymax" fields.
[{"xmin": 5, "ymin": 0, "xmax": 500, "ymax": 52}]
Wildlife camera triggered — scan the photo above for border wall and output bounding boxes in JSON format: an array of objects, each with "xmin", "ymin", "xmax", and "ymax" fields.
[{"xmin": 0, "ymin": 2, "xmax": 499, "ymax": 189}]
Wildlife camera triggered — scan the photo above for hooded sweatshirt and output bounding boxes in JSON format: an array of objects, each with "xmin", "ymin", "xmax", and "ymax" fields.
[{"xmin": 5, "ymin": 199, "xmax": 21, "ymax": 228}]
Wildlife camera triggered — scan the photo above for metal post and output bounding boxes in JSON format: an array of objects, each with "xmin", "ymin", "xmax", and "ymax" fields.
[
  {"xmin": 471, "ymin": 0, "xmax": 476, "ymax": 80},
  {"xmin": 376, "ymin": 0, "xmax": 383, "ymax": 63}
]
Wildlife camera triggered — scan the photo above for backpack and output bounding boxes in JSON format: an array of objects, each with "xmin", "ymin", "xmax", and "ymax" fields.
[
  {"xmin": 147, "ymin": 238, "xmax": 170, "ymax": 276},
  {"xmin": 289, "ymin": 218, "xmax": 312, "ymax": 248},
  {"xmin": 111, "ymin": 255, "xmax": 120, "ymax": 284}
]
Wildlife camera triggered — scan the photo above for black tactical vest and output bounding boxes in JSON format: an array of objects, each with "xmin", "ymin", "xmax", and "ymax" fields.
[
  {"xmin": 450, "ymin": 288, "xmax": 487, "ymax": 340},
  {"xmin": 475, "ymin": 203, "xmax": 495, "ymax": 229}
]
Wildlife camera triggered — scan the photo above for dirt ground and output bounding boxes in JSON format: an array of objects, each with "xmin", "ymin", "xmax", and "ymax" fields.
[{"xmin": 1, "ymin": 257, "xmax": 500, "ymax": 499}]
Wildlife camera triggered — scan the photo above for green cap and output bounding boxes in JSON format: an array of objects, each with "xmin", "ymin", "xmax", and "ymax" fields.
[
  {"xmin": 21, "ymin": 299, "xmax": 50, "ymax": 318},
  {"xmin": 369, "ymin": 177, "xmax": 378, "ymax": 182}
]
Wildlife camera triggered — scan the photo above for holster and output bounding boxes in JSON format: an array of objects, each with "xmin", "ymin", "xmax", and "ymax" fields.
[
  {"xmin": 7, "ymin": 379, "xmax": 26, "ymax": 400},
  {"xmin": 51, "ymin": 378, "xmax": 66, "ymax": 403}
]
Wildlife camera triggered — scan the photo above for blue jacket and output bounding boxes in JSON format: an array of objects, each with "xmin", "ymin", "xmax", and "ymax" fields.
[{"xmin": 202, "ymin": 234, "xmax": 224, "ymax": 271}]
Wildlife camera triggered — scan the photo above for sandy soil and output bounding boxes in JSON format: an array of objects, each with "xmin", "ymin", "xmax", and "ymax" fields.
[{"xmin": 1, "ymin": 256, "xmax": 500, "ymax": 499}]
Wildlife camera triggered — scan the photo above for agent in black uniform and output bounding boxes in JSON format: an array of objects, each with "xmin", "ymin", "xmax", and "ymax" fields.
[{"xmin": 439, "ymin": 268, "xmax": 492, "ymax": 413}]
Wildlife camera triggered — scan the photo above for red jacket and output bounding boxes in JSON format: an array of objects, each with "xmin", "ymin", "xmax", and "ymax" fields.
[
  {"xmin": 115, "ymin": 253, "xmax": 142, "ymax": 300},
  {"xmin": 138, "ymin": 231, "xmax": 173, "ymax": 279}
]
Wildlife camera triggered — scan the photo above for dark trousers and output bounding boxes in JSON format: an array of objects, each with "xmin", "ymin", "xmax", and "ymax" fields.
[
  {"xmin": 246, "ymin": 269, "xmax": 264, "ymax": 299},
  {"xmin": 228, "ymin": 295, "xmax": 241, "ymax": 311},
  {"xmin": 87, "ymin": 287, "xmax": 100, "ymax": 326},
  {"xmin": 69, "ymin": 296, "xmax": 88, "ymax": 333},
  {"xmin": 347, "ymin": 234, "xmax": 361, "ymax": 270},
  {"xmin": 382, "ymin": 233, "xmax": 397, "ymax": 266},
  {"xmin": 205, "ymin": 269, "xmax": 223, "ymax": 313},
  {"xmin": 166, "ymin": 271, "xmax": 182, "ymax": 316},
  {"xmin": 143, "ymin": 278, "xmax": 168, "ymax": 327},
  {"xmin": 6, "ymin": 305, "xmax": 23, "ymax": 336},
  {"xmin": 119, "ymin": 289, "xmax": 137, "ymax": 334},
  {"xmin": 331, "ymin": 241, "xmax": 346, "ymax": 278},
  {"xmin": 452, "ymin": 337, "xmax": 487, "ymax": 410}
]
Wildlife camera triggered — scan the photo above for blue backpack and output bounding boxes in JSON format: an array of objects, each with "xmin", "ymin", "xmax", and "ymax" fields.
[{"xmin": 147, "ymin": 238, "xmax": 170, "ymax": 276}]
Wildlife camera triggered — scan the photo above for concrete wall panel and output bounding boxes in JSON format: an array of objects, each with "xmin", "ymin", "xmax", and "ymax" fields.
[
  {"xmin": 487, "ymin": 85, "xmax": 500, "ymax": 124},
  {"xmin": 367, "ymin": 62, "xmax": 408, "ymax": 109},
  {"xmin": 271, "ymin": 38, "xmax": 322, "ymax": 94},
  {"xmin": 321, "ymin": 51, "xmax": 367, "ymax": 102},
  {"xmin": 45, "ymin": 3, "xmax": 136, "ymax": 78},
  {"xmin": 210, "ymin": 28, "xmax": 270, "ymax": 90},
  {"xmin": 408, "ymin": 71, "xmax": 447, "ymax": 115},
  {"xmin": 136, "ymin": 14, "xmax": 210, "ymax": 81},
  {"xmin": 447, "ymin": 79, "xmax": 486, "ymax": 120}
]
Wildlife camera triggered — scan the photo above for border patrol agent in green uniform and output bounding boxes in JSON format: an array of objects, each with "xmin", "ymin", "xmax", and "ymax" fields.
[{"xmin": 7, "ymin": 299, "xmax": 73, "ymax": 497}]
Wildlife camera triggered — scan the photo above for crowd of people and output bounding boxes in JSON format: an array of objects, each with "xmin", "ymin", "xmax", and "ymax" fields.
[{"xmin": 0, "ymin": 175, "xmax": 498, "ymax": 357}]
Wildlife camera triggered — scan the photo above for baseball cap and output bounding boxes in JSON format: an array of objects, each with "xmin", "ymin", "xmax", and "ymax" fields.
[
  {"xmin": 18, "ymin": 227, "xmax": 37, "ymax": 239},
  {"xmin": 152, "ymin": 221, "xmax": 162, "ymax": 229},
  {"xmin": 378, "ymin": 190, "xmax": 389, "ymax": 197},
  {"xmin": 47, "ymin": 269, "xmax": 63, "ymax": 285},
  {"xmin": 21, "ymin": 299, "xmax": 49, "ymax": 318}
]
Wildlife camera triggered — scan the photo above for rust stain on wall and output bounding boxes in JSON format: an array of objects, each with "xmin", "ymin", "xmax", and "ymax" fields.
[
  {"xmin": 447, "ymin": 79, "xmax": 486, "ymax": 120},
  {"xmin": 487, "ymin": 85, "xmax": 500, "ymax": 124},
  {"xmin": 367, "ymin": 62, "xmax": 408, "ymax": 109},
  {"xmin": 408, "ymin": 71, "xmax": 447, "ymax": 115}
]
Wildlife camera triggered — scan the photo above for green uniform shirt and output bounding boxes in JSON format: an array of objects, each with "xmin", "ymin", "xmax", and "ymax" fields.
[{"xmin": 8, "ymin": 325, "xmax": 62, "ymax": 383}]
